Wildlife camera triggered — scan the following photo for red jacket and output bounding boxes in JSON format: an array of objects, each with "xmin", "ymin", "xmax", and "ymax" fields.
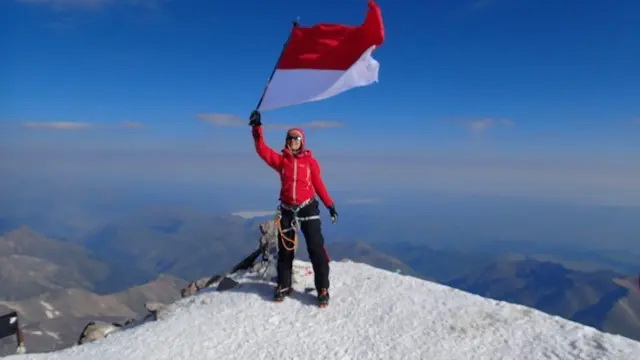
[{"xmin": 252, "ymin": 125, "xmax": 334, "ymax": 208}]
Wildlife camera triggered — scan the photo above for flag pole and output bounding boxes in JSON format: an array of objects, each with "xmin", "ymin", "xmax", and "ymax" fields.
[{"xmin": 253, "ymin": 18, "xmax": 300, "ymax": 113}]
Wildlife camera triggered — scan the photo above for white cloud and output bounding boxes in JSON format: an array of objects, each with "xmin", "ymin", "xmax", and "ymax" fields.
[
  {"xmin": 16, "ymin": 0, "xmax": 110, "ymax": 9},
  {"xmin": 22, "ymin": 121, "xmax": 93, "ymax": 130},
  {"xmin": 196, "ymin": 113, "xmax": 245, "ymax": 127},
  {"xmin": 21, "ymin": 121, "xmax": 145, "ymax": 130},
  {"xmin": 449, "ymin": 118, "xmax": 514, "ymax": 134},
  {"xmin": 231, "ymin": 211, "xmax": 276, "ymax": 219},
  {"xmin": 18, "ymin": 0, "xmax": 107, "ymax": 3},
  {"xmin": 306, "ymin": 121, "xmax": 344, "ymax": 129},
  {"xmin": 197, "ymin": 113, "xmax": 345, "ymax": 130},
  {"xmin": 262, "ymin": 123, "xmax": 292, "ymax": 130},
  {"xmin": 470, "ymin": 119, "xmax": 492, "ymax": 132},
  {"xmin": 16, "ymin": 0, "xmax": 163, "ymax": 10},
  {"xmin": 3, "ymin": 137, "xmax": 640, "ymax": 207},
  {"xmin": 260, "ymin": 121, "xmax": 346, "ymax": 131}
]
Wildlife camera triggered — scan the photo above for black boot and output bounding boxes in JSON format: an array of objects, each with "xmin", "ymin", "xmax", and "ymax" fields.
[
  {"xmin": 274, "ymin": 285, "xmax": 292, "ymax": 302},
  {"xmin": 317, "ymin": 288, "xmax": 329, "ymax": 307}
]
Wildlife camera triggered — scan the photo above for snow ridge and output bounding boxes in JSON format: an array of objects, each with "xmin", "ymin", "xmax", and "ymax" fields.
[{"xmin": 8, "ymin": 260, "xmax": 640, "ymax": 360}]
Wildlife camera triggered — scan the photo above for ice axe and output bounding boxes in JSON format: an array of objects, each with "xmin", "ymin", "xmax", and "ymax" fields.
[
  {"xmin": 208, "ymin": 220, "xmax": 278, "ymax": 291},
  {"xmin": 214, "ymin": 248, "xmax": 262, "ymax": 291},
  {"xmin": 0, "ymin": 311, "xmax": 26, "ymax": 354}
]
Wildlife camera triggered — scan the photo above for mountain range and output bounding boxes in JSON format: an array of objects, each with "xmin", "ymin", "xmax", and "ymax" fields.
[
  {"xmin": 447, "ymin": 259, "xmax": 640, "ymax": 341},
  {"xmin": 5, "ymin": 260, "xmax": 640, "ymax": 360},
  {"xmin": 0, "ymin": 274, "xmax": 186, "ymax": 356},
  {"xmin": 76, "ymin": 206, "xmax": 261, "ymax": 293},
  {"xmin": 0, "ymin": 227, "xmax": 109, "ymax": 300},
  {"xmin": 0, "ymin": 207, "xmax": 638, "ymax": 354}
]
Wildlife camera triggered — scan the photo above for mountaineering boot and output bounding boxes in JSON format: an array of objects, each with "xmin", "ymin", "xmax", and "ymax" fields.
[
  {"xmin": 274, "ymin": 285, "xmax": 292, "ymax": 302},
  {"xmin": 317, "ymin": 288, "xmax": 329, "ymax": 308}
]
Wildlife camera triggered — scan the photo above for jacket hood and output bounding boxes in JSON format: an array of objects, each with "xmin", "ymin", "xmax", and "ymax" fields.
[{"xmin": 283, "ymin": 127, "xmax": 308, "ymax": 155}]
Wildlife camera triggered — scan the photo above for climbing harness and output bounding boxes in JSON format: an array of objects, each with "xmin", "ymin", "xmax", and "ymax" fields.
[{"xmin": 275, "ymin": 198, "xmax": 321, "ymax": 251}]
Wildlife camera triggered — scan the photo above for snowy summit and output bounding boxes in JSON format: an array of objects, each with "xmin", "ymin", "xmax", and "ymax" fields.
[{"xmin": 8, "ymin": 260, "xmax": 640, "ymax": 360}]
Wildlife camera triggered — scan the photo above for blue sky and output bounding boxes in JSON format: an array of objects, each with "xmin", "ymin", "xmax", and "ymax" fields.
[{"xmin": 1, "ymin": 0, "xmax": 639, "ymax": 215}]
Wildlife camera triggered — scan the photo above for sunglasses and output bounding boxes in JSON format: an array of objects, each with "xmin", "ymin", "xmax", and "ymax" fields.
[{"xmin": 286, "ymin": 135, "xmax": 302, "ymax": 141}]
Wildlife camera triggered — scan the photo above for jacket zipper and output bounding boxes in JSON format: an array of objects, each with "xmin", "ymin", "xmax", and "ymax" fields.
[{"xmin": 293, "ymin": 157, "xmax": 297, "ymax": 203}]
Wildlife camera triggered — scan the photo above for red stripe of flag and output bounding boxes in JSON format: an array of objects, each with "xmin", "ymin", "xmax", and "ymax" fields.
[{"xmin": 277, "ymin": 0, "xmax": 385, "ymax": 71}]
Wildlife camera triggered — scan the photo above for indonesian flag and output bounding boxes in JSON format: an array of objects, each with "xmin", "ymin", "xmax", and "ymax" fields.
[{"xmin": 258, "ymin": 0, "xmax": 385, "ymax": 111}]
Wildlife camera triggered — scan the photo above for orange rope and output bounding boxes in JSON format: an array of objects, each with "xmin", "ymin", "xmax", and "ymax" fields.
[{"xmin": 275, "ymin": 215, "xmax": 298, "ymax": 251}]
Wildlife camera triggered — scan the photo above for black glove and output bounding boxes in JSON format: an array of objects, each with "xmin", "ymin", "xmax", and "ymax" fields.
[
  {"xmin": 328, "ymin": 205, "xmax": 338, "ymax": 224},
  {"xmin": 249, "ymin": 110, "xmax": 261, "ymax": 127}
]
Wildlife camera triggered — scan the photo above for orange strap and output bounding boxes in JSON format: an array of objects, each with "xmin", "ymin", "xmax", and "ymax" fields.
[{"xmin": 275, "ymin": 215, "xmax": 298, "ymax": 251}]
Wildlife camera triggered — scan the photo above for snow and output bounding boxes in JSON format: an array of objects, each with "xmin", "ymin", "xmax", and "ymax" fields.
[
  {"xmin": 39, "ymin": 301, "xmax": 60, "ymax": 319},
  {"xmin": 44, "ymin": 332, "xmax": 60, "ymax": 341},
  {"xmin": 23, "ymin": 330, "xmax": 58, "ymax": 341},
  {"xmin": 7, "ymin": 260, "xmax": 640, "ymax": 360}
]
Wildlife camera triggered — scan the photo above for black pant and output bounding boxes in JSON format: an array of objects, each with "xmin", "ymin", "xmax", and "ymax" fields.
[{"xmin": 277, "ymin": 199, "xmax": 330, "ymax": 291}]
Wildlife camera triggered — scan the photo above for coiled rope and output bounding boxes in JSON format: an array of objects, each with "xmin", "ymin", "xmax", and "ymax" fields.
[
  {"xmin": 274, "ymin": 199, "xmax": 320, "ymax": 251},
  {"xmin": 276, "ymin": 215, "xmax": 299, "ymax": 251}
]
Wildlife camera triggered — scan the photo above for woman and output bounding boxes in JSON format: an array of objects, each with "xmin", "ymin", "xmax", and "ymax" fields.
[{"xmin": 249, "ymin": 110, "xmax": 338, "ymax": 307}]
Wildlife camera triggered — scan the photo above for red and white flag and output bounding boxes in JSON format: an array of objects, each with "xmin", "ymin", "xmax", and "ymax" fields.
[{"xmin": 258, "ymin": 0, "xmax": 385, "ymax": 111}]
